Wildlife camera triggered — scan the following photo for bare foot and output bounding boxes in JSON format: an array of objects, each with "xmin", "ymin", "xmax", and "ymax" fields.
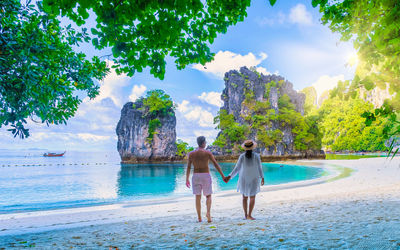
[
  {"xmin": 198, "ymin": 217, "xmax": 202, "ymax": 222},
  {"xmin": 206, "ymin": 213, "xmax": 212, "ymax": 223},
  {"xmin": 247, "ymin": 215, "xmax": 256, "ymax": 220}
]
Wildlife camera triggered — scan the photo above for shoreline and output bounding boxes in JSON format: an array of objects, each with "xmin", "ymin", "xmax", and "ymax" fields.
[
  {"xmin": 1, "ymin": 157, "xmax": 399, "ymax": 248},
  {"xmin": 0, "ymin": 162, "xmax": 333, "ymax": 218}
]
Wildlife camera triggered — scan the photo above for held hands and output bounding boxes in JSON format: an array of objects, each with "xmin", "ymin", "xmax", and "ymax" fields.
[{"xmin": 223, "ymin": 175, "xmax": 231, "ymax": 183}]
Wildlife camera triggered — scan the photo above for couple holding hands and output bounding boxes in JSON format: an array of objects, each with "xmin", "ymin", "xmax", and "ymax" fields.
[{"xmin": 186, "ymin": 136, "xmax": 265, "ymax": 223}]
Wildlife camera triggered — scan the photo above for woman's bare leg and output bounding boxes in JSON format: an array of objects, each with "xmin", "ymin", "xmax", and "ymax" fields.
[
  {"xmin": 196, "ymin": 195, "xmax": 202, "ymax": 222},
  {"xmin": 248, "ymin": 196, "xmax": 256, "ymax": 220},
  {"xmin": 242, "ymin": 195, "xmax": 248, "ymax": 219}
]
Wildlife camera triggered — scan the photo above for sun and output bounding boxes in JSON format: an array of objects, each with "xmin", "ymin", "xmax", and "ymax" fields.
[{"xmin": 346, "ymin": 51, "xmax": 359, "ymax": 67}]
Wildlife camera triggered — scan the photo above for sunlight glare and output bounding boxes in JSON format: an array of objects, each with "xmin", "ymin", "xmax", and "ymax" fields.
[{"xmin": 346, "ymin": 51, "xmax": 359, "ymax": 67}]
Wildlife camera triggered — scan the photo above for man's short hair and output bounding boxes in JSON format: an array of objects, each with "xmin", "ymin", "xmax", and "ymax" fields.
[{"xmin": 197, "ymin": 136, "xmax": 206, "ymax": 146}]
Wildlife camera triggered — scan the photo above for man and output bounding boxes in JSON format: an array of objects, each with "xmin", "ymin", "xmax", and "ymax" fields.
[{"xmin": 186, "ymin": 136, "xmax": 226, "ymax": 223}]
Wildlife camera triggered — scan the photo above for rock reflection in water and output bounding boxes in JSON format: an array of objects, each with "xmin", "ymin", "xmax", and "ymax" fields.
[{"xmin": 117, "ymin": 164, "xmax": 185, "ymax": 197}]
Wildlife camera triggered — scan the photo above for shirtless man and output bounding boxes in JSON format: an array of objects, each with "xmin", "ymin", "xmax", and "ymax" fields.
[{"xmin": 186, "ymin": 136, "xmax": 226, "ymax": 223}]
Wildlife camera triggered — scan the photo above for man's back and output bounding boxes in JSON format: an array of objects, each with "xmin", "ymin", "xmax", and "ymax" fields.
[{"xmin": 189, "ymin": 148, "xmax": 210, "ymax": 173}]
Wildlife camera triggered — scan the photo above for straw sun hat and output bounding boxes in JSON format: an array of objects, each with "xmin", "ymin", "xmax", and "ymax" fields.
[{"xmin": 241, "ymin": 140, "xmax": 257, "ymax": 150}]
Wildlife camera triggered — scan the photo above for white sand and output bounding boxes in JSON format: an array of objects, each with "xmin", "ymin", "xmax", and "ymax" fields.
[{"xmin": 0, "ymin": 157, "xmax": 399, "ymax": 249}]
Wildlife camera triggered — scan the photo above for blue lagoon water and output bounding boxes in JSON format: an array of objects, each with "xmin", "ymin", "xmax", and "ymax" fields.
[{"xmin": 0, "ymin": 150, "xmax": 324, "ymax": 214}]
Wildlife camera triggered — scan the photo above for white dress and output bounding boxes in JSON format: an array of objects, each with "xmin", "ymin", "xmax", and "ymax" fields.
[{"xmin": 229, "ymin": 152, "xmax": 264, "ymax": 197}]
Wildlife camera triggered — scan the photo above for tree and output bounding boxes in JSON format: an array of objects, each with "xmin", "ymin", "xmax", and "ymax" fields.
[
  {"xmin": 300, "ymin": 86, "xmax": 317, "ymax": 115},
  {"xmin": 0, "ymin": 0, "xmax": 109, "ymax": 138},
  {"xmin": 41, "ymin": 0, "xmax": 253, "ymax": 79},
  {"xmin": 2, "ymin": 0, "xmax": 264, "ymax": 138},
  {"xmin": 313, "ymin": 0, "xmax": 400, "ymax": 155},
  {"xmin": 176, "ymin": 139, "xmax": 194, "ymax": 157},
  {"xmin": 316, "ymin": 0, "xmax": 400, "ymax": 110},
  {"xmin": 317, "ymin": 93, "xmax": 388, "ymax": 152},
  {"xmin": 139, "ymin": 89, "xmax": 175, "ymax": 117}
]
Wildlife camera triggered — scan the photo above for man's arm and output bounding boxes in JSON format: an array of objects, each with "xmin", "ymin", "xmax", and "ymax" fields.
[
  {"xmin": 186, "ymin": 155, "xmax": 192, "ymax": 188},
  {"xmin": 208, "ymin": 152, "xmax": 225, "ymax": 179}
]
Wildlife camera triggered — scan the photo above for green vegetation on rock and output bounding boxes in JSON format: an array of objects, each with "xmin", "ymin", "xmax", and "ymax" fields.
[
  {"xmin": 302, "ymin": 83, "xmax": 390, "ymax": 152},
  {"xmin": 176, "ymin": 139, "xmax": 194, "ymax": 157},
  {"xmin": 214, "ymin": 79, "xmax": 320, "ymax": 153},
  {"xmin": 136, "ymin": 90, "xmax": 174, "ymax": 144},
  {"xmin": 213, "ymin": 110, "xmax": 248, "ymax": 150},
  {"xmin": 140, "ymin": 90, "xmax": 174, "ymax": 117}
]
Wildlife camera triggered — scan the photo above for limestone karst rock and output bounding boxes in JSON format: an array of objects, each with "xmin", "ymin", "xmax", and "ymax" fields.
[
  {"xmin": 116, "ymin": 99, "xmax": 179, "ymax": 163},
  {"xmin": 214, "ymin": 66, "xmax": 321, "ymax": 157}
]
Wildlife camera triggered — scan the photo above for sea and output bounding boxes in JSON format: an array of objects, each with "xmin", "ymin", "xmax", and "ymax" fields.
[{"xmin": 0, "ymin": 149, "xmax": 324, "ymax": 214}]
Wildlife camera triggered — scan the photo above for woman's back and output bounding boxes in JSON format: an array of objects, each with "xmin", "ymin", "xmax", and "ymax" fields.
[{"xmin": 240, "ymin": 152, "xmax": 262, "ymax": 180}]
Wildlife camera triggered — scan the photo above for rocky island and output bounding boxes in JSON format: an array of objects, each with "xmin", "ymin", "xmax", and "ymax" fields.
[
  {"xmin": 116, "ymin": 90, "xmax": 181, "ymax": 163},
  {"xmin": 210, "ymin": 66, "xmax": 325, "ymax": 161}
]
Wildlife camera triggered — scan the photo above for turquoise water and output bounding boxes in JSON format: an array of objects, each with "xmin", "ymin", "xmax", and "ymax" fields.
[{"xmin": 0, "ymin": 150, "xmax": 324, "ymax": 214}]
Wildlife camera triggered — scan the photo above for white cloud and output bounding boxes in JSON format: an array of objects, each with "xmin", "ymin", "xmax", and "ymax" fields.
[
  {"xmin": 91, "ymin": 60, "xmax": 130, "ymax": 107},
  {"xmin": 312, "ymin": 74, "xmax": 345, "ymax": 99},
  {"xmin": 129, "ymin": 84, "xmax": 147, "ymax": 101},
  {"xmin": 289, "ymin": 4, "xmax": 312, "ymax": 25},
  {"xmin": 76, "ymin": 133, "xmax": 111, "ymax": 142},
  {"xmin": 177, "ymin": 100, "xmax": 215, "ymax": 128},
  {"xmin": 255, "ymin": 5, "xmax": 311, "ymax": 27},
  {"xmin": 184, "ymin": 106, "xmax": 214, "ymax": 128},
  {"xmin": 193, "ymin": 129, "xmax": 219, "ymax": 142},
  {"xmin": 198, "ymin": 92, "xmax": 223, "ymax": 107},
  {"xmin": 21, "ymin": 132, "xmax": 112, "ymax": 143},
  {"xmin": 256, "ymin": 67, "xmax": 271, "ymax": 76},
  {"xmin": 177, "ymin": 100, "xmax": 190, "ymax": 113},
  {"xmin": 176, "ymin": 99, "xmax": 220, "ymax": 147},
  {"xmin": 255, "ymin": 11, "xmax": 285, "ymax": 26},
  {"xmin": 193, "ymin": 51, "xmax": 269, "ymax": 78}
]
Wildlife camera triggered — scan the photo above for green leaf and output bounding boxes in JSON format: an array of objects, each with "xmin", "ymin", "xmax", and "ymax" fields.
[
  {"xmin": 311, "ymin": 0, "xmax": 320, "ymax": 8},
  {"xmin": 390, "ymin": 148, "xmax": 399, "ymax": 161},
  {"xmin": 92, "ymin": 38, "xmax": 98, "ymax": 47},
  {"xmin": 268, "ymin": 0, "xmax": 277, "ymax": 6},
  {"xmin": 90, "ymin": 28, "xmax": 98, "ymax": 35}
]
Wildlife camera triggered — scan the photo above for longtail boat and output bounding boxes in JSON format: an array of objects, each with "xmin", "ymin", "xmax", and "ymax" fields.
[{"xmin": 43, "ymin": 151, "xmax": 66, "ymax": 157}]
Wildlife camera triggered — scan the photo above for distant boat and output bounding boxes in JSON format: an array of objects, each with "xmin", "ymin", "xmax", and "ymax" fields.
[{"xmin": 43, "ymin": 151, "xmax": 66, "ymax": 157}]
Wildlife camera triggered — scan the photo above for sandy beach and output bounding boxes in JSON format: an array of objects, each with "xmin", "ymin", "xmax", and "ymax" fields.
[{"xmin": 1, "ymin": 157, "xmax": 399, "ymax": 249}]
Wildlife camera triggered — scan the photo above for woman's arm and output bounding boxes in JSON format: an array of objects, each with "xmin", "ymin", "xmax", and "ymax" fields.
[
  {"xmin": 257, "ymin": 154, "xmax": 264, "ymax": 178},
  {"xmin": 229, "ymin": 154, "xmax": 243, "ymax": 179}
]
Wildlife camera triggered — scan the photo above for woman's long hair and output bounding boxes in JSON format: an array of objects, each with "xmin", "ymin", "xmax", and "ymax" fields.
[{"xmin": 245, "ymin": 150, "xmax": 252, "ymax": 159}]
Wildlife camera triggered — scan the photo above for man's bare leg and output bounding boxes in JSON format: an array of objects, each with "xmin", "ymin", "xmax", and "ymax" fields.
[
  {"xmin": 196, "ymin": 195, "xmax": 202, "ymax": 222},
  {"xmin": 242, "ymin": 195, "xmax": 248, "ymax": 219},
  {"xmin": 248, "ymin": 196, "xmax": 256, "ymax": 220},
  {"xmin": 206, "ymin": 195, "xmax": 212, "ymax": 223}
]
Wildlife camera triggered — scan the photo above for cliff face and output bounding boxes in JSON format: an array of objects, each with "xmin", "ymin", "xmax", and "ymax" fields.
[
  {"xmin": 359, "ymin": 83, "xmax": 394, "ymax": 108},
  {"xmin": 215, "ymin": 66, "xmax": 315, "ymax": 156},
  {"xmin": 222, "ymin": 67, "xmax": 304, "ymax": 118},
  {"xmin": 116, "ymin": 100, "xmax": 178, "ymax": 163}
]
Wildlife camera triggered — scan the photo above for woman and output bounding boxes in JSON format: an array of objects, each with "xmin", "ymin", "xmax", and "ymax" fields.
[{"xmin": 225, "ymin": 140, "xmax": 264, "ymax": 220}]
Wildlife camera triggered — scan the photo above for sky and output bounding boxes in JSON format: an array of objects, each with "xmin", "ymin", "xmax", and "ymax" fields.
[{"xmin": 1, "ymin": 0, "xmax": 357, "ymax": 151}]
